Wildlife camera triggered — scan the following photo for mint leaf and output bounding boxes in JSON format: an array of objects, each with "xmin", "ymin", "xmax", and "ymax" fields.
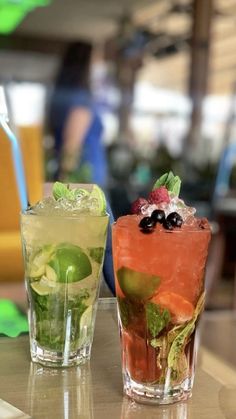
[
  {"xmin": 150, "ymin": 337, "xmax": 164, "ymax": 348},
  {"xmin": 166, "ymin": 171, "xmax": 174, "ymax": 184},
  {"xmin": 118, "ymin": 297, "xmax": 130, "ymax": 328},
  {"xmin": 166, "ymin": 175, "xmax": 181, "ymax": 196},
  {"xmin": 146, "ymin": 302, "xmax": 170, "ymax": 338},
  {"xmin": 167, "ymin": 323, "xmax": 186, "ymax": 346},
  {"xmin": 52, "ymin": 182, "xmax": 74, "ymax": 200},
  {"xmin": 88, "ymin": 247, "xmax": 104, "ymax": 264},
  {"xmin": 32, "ymin": 290, "xmax": 88, "ymax": 351},
  {"xmin": 152, "ymin": 172, "xmax": 181, "ymax": 197},
  {"xmin": 167, "ymin": 292, "xmax": 205, "ymax": 372},
  {"xmin": 53, "ymin": 183, "xmax": 91, "ymax": 201},
  {"xmin": 152, "ymin": 172, "xmax": 171, "ymax": 190}
]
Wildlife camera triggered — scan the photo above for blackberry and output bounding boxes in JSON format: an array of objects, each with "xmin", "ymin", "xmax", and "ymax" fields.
[
  {"xmin": 166, "ymin": 212, "xmax": 183, "ymax": 227},
  {"xmin": 139, "ymin": 216, "xmax": 155, "ymax": 233},
  {"xmin": 163, "ymin": 219, "xmax": 174, "ymax": 231},
  {"xmin": 151, "ymin": 209, "xmax": 165, "ymax": 224}
]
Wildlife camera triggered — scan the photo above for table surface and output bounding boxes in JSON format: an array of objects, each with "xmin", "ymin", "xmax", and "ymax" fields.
[{"xmin": 1, "ymin": 298, "xmax": 236, "ymax": 419}]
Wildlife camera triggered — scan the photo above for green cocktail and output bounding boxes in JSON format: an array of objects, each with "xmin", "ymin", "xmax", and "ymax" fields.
[{"xmin": 21, "ymin": 183, "xmax": 109, "ymax": 367}]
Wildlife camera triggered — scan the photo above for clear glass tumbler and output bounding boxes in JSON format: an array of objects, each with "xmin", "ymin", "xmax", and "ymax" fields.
[
  {"xmin": 112, "ymin": 215, "xmax": 211, "ymax": 404},
  {"xmin": 21, "ymin": 202, "xmax": 108, "ymax": 367}
]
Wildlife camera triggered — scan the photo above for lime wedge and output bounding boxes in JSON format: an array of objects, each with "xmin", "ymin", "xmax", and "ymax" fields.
[
  {"xmin": 31, "ymin": 277, "xmax": 57, "ymax": 296},
  {"xmin": 79, "ymin": 305, "xmax": 93, "ymax": 346},
  {"xmin": 29, "ymin": 245, "xmax": 55, "ymax": 278},
  {"xmin": 49, "ymin": 243, "xmax": 92, "ymax": 283},
  {"xmin": 80, "ymin": 305, "xmax": 93, "ymax": 330},
  {"xmin": 29, "ymin": 264, "xmax": 45, "ymax": 278},
  {"xmin": 90, "ymin": 184, "xmax": 107, "ymax": 215},
  {"xmin": 45, "ymin": 264, "xmax": 58, "ymax": 282},
  {"xmin": 117, "ymin": 267, "xmax": 160, "ymax": 300}
]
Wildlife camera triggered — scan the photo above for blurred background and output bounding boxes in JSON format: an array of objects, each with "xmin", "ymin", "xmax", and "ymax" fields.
[{"xmin": 1, "ymin": 0, "xmax": 236, "ymax": 309}]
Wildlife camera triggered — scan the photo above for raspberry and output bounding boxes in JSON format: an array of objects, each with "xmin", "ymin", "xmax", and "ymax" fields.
[
  {"xmin": 148, "ymin": 186, "xmax": 170, "ymax": 204},
  {"xmin": 131, "ymin": 198, "xmax": 148, "ymax": 214}
]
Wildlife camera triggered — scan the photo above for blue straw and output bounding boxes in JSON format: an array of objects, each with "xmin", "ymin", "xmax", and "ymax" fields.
[
  {"xmin": 0, "ymin": 117, "xmax": 28, "ymax": 211},
  {"xmin": 103, "ymin": 200, "xmax": 115, "ymax": 296}
]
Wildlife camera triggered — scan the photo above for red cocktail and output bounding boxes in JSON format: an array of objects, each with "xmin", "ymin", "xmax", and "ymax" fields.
[{"xmin": 112, "ymin": 173, "xmax": 211, "ymax": 404}]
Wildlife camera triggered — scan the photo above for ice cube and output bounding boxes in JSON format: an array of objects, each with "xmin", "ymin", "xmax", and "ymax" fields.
[
  {"xmin": 139, "ymin": 196, "xmax": 196, "ymax": 221},
  {"xmin": 184, "ymin": 215, "xmax": 198, "ymax": 227},
  {"xmin": 29, "ymin": 194, "xmax": 101, "ymax": 216}
]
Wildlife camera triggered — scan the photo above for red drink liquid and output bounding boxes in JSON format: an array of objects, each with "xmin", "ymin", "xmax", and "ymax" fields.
[{"xmin": 112, "ymin": 215, "xmax": 211, "ymax": 404}]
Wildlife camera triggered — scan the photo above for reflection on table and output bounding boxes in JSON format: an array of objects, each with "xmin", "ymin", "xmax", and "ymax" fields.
[
  {"xmin": 0, "ymin": 298, "xmax": 236, "ymax": 419},
  {"xmin": 27, "ymin": 363, "xmax": 93, "ymax": 419}
]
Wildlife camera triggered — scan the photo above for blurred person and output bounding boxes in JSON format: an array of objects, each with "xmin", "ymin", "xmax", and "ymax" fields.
[{"xmin": 49, "ymin": 41, "xmax": 108, "ymax": 188}]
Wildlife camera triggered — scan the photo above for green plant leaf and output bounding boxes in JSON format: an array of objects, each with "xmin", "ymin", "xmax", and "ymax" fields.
[
  {"xmin": 88, "ymin": 247, "xmax": 105, "ymax": 264},
  {"xmin": 118, "ymin": 297, "xmax": 130, "ymax": 328},
  {"xmin": 166, "ymin": 175, "xmax": 181, "ymax": 196},
  {"xmin": 167, "ymin": 292, "xmax": 205, "ymax": 373},
  {"xmin": 152, "ymin": 171, "xmax": 181, "ymax": 197},
  {"xmin": 152, "ymin": 172, "xmax": 171, "ymax": 190},
  {"xmin": 150, "ymin": 337, "xmax": 164, "ymax": 348},
  {"xmin": 52, "ymin": 182, "xmax": 74, "ymax": 200},
  {"xmin": 146, "ymin": 302, "xmax": 170, "ymax": 338},
  {"xmin": 32, "ymin": 290, "xmax": 89, "ymax": 351}
]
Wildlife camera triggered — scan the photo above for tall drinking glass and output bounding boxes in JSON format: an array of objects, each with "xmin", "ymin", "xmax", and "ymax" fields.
[
  {"xmin": 21, "ymin": 184, "xmax": 108, "ymax": 367},
  {"xmin": 112, "ymin": 213, "xmax": 211, "ymax": 404}
]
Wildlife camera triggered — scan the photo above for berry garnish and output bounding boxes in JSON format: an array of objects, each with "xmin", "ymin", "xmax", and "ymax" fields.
[
  {"xmin": 151, "ymin": 209, "xmax": 165, "ymax": 224},
  {"xmin": 166, "ymin": 212, "xmax": 183, "ymax": 227},
  {"xmin": 163, "ymin": 219, "xmax": 174, "ymax": 231},
  {"xmin": 139, "ymin": 216, "xmax": 155, "ymax": 233},
  {"xmin": 148, "ymin": 186, "xmax": 170, "ymax": 205},
  {"xmin": 131, "ymin": 197, "xmax": 148, "ymax": 214}
]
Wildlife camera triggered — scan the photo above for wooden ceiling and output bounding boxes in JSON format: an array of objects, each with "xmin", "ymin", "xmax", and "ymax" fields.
[
  {"xmin": 1, "ymin": 0, "xmax": 236, "ymax": 95},
  {"xmin": 137, "ymin": 0, "xmax": 236, "ymax": 95},
  {"xmin": 15, "ymin": 0, "xmax": 156, "ymax": 41}
]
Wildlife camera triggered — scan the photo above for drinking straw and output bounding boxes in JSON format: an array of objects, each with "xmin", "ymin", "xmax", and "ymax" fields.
[
  {"xmin": 0, "ymin": 87, "xmax": 28, "ymax": 211},
  {"xmin": 103, "ymin": 201, "xmax": 115, "ymax": 296}
]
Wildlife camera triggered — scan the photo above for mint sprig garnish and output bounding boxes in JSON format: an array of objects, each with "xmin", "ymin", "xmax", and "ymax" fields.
[
  {"xmin": 53, "ymin": 182, "xmax": 74, "ymax": 200},
  {"xmin": 146, "ymin": 302, "xmax": 170, "ymax": 338},
  {"xmin": 152, "ymin": 171, "xmax": 181, "ymax": 197},
  {"xmin": 167, "ymin": 292, "xmax": 205, "ymax": 374},
  {"xmin": 52, "ymin": 182, "xmax": 89, "ymax": 201}
]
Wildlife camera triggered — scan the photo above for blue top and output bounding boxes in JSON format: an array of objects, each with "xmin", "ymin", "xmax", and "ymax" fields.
[{"xmin": 51, "ymin": 88, "xmax": 107, "ymax": 187}]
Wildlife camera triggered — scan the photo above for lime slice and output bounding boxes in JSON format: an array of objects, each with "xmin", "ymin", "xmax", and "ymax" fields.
[
  {"xmin": 80, "ymin": 305, "xmax": 93, "ymax": 330},
  {"xmin": 29, "ymin": 245, "xmax": 55, "ymax": 278},
  {"xmin": 31, "ymin": 276, "xmax": 57, "ymax": 296},
  {"xmin": 48, "ymin": 243, "xmax": 92, "ymax": 283},
  {"xmin": 29, "ymin": 264, "xmax": 45, "ymax": 278},
  {"xmin": 79, "ymin": 305, "xmax": 93, "ymax": 346},
  {"xmin": 117, "ymin": 267, "xmax": 160, "ymax": 300},
  {"xmin": 45, "ymin": 264, "xmax": 58, "ymax": 282},
  {"xmin": 90, "ymin": 184, "xmax": 106, "ymax": 215}
]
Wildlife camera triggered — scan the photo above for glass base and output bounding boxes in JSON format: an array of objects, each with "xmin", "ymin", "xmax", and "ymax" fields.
[
  {"xmin": 30, "ymin": 340, "xmax": 91, "ymax": 367},
  {"xmin": 124, "ymin": 372, "xmax": 192, "ymax": 405}
]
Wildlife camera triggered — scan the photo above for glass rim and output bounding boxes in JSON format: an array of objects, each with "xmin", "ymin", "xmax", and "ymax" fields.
[
  {"xmin": 20, "ymin": 210, "xmax": 109, "ymax": 219},
  {"xmin": 112, "ymin": 222, "xmax": 211, "ymax": 234}
]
